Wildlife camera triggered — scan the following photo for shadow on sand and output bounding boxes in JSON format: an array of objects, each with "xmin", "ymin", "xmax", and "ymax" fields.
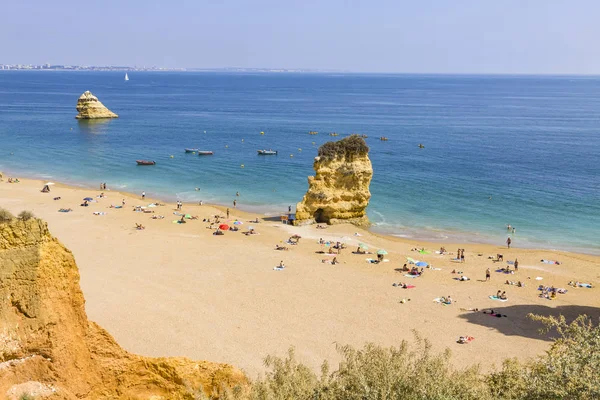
[{"xmin": 459, "ymin": 304, "xmax": 600, "ymax": 342}]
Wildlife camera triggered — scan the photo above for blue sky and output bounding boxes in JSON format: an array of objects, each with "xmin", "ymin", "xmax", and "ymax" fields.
[{"xmin": 1, "ymin": 0, "xmax": 598, "ymax": 73}]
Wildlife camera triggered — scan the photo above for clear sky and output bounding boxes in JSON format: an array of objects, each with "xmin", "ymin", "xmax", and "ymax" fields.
[{"xmin": 1, "ymin": 0, "xmax": 598, "ymax": 74}]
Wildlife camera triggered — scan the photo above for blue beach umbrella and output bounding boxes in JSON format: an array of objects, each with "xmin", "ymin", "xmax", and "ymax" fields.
[
  {"xmin": 415, "ymin": 261, "xmax": 428, "ymax": 267},
  {"xmin": 83, "ymin": 197, "xmax": 94, "ymax": 201}
]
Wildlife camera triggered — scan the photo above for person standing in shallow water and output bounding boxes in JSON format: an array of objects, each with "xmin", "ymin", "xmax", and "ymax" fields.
[
  {"xmin": 226, "ymin": 208, "xmax": 230, "ymax": 218},
  {"xmin": 233, "ymin": 199, "xmax": 237, "ymax": 208},
  {"xmin": 507, "ymin": 237, "xmax": 512, "ymax": 248}
]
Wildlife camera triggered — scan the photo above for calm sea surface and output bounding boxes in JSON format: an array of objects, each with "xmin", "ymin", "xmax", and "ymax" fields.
[{"xmin": 0, "ymin": 71, "xmax": 598, "ymax": 254}]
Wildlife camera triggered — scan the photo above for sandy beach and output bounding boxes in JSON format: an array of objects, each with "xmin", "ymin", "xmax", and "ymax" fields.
[{"xmin": 1, "ymin": 177, "xmax": 599, "ymax": 377}]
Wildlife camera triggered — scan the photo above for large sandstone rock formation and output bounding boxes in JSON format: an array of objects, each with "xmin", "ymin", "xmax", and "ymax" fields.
[
  {"xmin": 0, "ymin": 218, "xmax": 246, "ymax": 399},
  {"xmin": 295, "ymin": 135, "xmax": 373, "ymax": 226},
  {"xmin": 75, "ymin": 91, "xmax": 118, "ymax": 119}
]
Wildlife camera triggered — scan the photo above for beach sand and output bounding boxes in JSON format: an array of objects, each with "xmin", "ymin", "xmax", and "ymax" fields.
[{"xmin": 1, "ymin": 177, "xmax": 599, "ymax": 377}]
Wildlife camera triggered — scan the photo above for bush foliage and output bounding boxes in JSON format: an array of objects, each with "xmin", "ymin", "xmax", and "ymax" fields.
[
  {"xmin": 210, "ymin": 314, "xmax": 599, "ymax": 400},
  {"xmin": 18, "ymin": 210, "xmax": 35, "ymax": 221},
  {"xmin": 318, "ymin": 135, "xmax": 369, "ymax": 161},
  {"xmin": 0, "ymin": 208, "xmax": 14, "ymax": 223}
]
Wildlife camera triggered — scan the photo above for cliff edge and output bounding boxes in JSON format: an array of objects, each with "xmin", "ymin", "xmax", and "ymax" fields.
[
  {"xmin": 295, "ymin": 135, "xmax": 373, "ymax": 226},
  {"xmin": 75, "ymin": 91, "xmax": 118, "ymax": 119},
  {"xmin": 0, "ymin": 218, "xmax": 246, "ymax": 399}
]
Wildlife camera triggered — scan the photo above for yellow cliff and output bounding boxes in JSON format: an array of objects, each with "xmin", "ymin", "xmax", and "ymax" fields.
[
  {"xmin": 295, "ymin": 135, "xmax": 373, "ymax": 226},
  {"xmin": 0, "ymin": 218, "xmax": 246, "ymax": 399},
  {"xmin": 75, "ymin": 91, "xmax": 118, "ymax": 119}
]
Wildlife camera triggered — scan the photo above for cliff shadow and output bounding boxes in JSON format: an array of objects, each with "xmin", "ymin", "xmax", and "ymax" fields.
[{"xmin": 459, "ymin": 304, "xmax": 600, "ymax": 342}]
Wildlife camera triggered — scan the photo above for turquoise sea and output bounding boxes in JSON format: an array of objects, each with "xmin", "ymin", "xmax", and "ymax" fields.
[{"xmin": 0, "ymin": 71, "xmax": 598, "ymax": 254}]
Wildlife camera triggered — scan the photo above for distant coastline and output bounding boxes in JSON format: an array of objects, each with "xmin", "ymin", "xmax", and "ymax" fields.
[{"xmin": 0, "ymin": 64, "xmax": 343, "ymax": 73}]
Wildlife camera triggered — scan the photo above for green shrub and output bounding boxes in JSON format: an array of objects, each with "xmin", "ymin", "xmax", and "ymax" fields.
[
  {"xmin": 19, "ymin": 394, "xmax": 34, "ymax": 400},
  {"xmin": 18, "ymin": 210, "xmax": 34, "ymax": 221},
  {"xmin": 318, "ymin": 135, "xmax": 369, "ymax": 161},
  {"xmin": 0, "ymin": 208, "xmax": 14, "ymax": 223}
]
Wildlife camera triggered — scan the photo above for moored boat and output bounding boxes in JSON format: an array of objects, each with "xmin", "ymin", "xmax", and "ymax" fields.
[
  {"xmin": 185, "ymin": 148, "xmax": 199, "ymax": 153},
  {"xmin": 257, "ymin": 149, "xmax": 278, "ymax": 155},
  {"xmin": 136, "ymin": 160, "xmax": 156, "ymax": 165},
  {"xmin": 197, "ymin": 150, "xmax": 214, "ymax": 155}
]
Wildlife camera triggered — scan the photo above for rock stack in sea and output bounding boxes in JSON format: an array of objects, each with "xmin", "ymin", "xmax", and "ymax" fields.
[
  {"xmin": 0, "ymin": 218, "xmax": 246, "ymax": 399},
  {"xmin": 75, "ymin": 90, "xmax": 118, "ymax": 119},
  {"xmin": 295, "ymin": 135, "xmax": 373, "ymax": 226}
]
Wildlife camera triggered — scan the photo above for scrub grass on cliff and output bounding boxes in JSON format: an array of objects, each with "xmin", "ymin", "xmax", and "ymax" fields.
[
  {"xmin": 318, "ymin": 135, "xmax": 369, "ymax": 161},
  {"xmin": 0, "ymin": 207, "xmax": 15, "ymax": 222},
  {"xmin": 17, "ymin": 210, "xmax": 35, "ymax": 221}
]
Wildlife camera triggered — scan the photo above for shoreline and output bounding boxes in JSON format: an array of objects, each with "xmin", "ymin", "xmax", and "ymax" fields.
[
  {"xmin": 3, "ymin": 167, "xmax": 598, "ymax": 256},
  {"xmin": 1, "ymin": 175, "xmax": 599, "ymax": 377}
]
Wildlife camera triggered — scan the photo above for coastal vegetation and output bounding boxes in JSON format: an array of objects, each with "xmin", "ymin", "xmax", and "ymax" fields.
[
  {"xmin": 317, "ymin": 134, "xmax": 369, "ymax": 161},
  {"xmin": 0, "ymin": 207, "xmax": 15, "ymax": 222},
  {"xmin": 207, "ymin": 314, "xmax": 600, "ymax": 400}
]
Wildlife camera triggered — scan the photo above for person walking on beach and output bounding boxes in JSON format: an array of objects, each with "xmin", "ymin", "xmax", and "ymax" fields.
[
  {"xmin": 486, "ymin": 268, "xmax": 491, "ymax": 281},
  {"xmin": 142, "ymin": 191, "xmax": 146, "ymax": 200},
  {"xmin": 122, "ymin": 199, "xmax": 125, "ymax": 206},
  {"xmin": 288, "ymin": 205, "xmax": 292, "ymax": 213},
  {"xmin": 461, "ymin": 249, "xmax": 465, "ymax": 263},
  {"xmin": 226, "ymin": 208, "xmax": 230, "ymax": 218},
  {"xmin": 506, "ymin": 237, "xmax": 512, "ymax": 248},
  {"xmin": 514, "ymin": 258, "xmax": 519, "ymax": 272}
]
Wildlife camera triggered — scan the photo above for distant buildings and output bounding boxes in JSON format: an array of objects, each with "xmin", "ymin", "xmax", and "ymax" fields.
[{"xmin": 0, "ymin": 64, "xmax": 185, "ymax": 71}]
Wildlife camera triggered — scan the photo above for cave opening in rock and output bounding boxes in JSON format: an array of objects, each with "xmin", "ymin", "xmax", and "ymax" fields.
[{"xmin": 314, "ymin": 208, "xmax": 329, "ymax": 224}]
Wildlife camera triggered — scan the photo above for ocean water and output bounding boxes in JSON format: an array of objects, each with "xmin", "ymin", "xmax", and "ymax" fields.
[{"xmin": 0, "ymin": 71, "xmax": 598, "ymax": 254}]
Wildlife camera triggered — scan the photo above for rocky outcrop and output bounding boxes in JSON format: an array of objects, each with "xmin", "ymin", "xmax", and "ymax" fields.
[
  {"xmin": 75, "ymin": 91, "xmax": 118, "ymax": 119},
  {"xmin": 295, "ymin": 135, "xmax": 373, "ymax": 226},
  {"xmin": 0, "ymin": 219, "xmax": 246, "ymax": 399}
]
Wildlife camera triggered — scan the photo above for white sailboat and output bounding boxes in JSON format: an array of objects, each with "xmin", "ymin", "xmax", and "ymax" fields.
[{"xmin": 124, "ymin": 73, "xmax": 129, "ymax": 81}]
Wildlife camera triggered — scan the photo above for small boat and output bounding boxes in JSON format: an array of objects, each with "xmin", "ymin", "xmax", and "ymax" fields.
[
  {"xmin": 380, "ymin": 137, "xmax": 389, "ymax": 141},
  {"xmin": 184, "ymin": 148, "xmax": 199, "ymax": 153},
  {"xmin": 418, "ymin": 144, "xmax": 425, "ymax": 148},
  {"xmin": 309, "ymin": 131, "xmax": 318, "ymax": 135},
  {"xmin": 197, "ymin": 150, "xmax": 214, "ymax": 155},
  {"xmin": 257, "ymin": 149, "xmax": 278, "ymax": 155},
  {"xmin": 136, "ymin": 160, "xmax": 155, "ymax": 165},
  {"xmin": 329, "ymin": 132, "xmax": 339, "ymax": 136},
  {"xmin": 124, "ymin": 73, "xmax": 129, "ymax": 81}
]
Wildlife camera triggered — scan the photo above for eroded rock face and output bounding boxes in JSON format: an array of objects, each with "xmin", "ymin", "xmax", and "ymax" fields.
[
  {"xmin": 0, "ymin": 219, "xmax": 246, "ymax": 399},
  {"xmin": 75, "ymin": 91, "xmax": 118, "ymax": 119},
  {"xmin": 295, "ymin": 135, "xmax": 373, "ymax": 226}
]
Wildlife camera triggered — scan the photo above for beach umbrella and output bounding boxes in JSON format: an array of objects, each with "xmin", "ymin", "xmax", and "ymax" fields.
[
  {"xmin": 83, "ymin": 197, "xmax": 94, "ymax": 201},
  {"xmin": 415, "ymin": 261, "xmax": 428, "ymax": 267},
  {"xmin": 359, "ymin": 243, "xmax": 368, "ymax": 250},
  {"xmin": 248, "ymin": 225, "xmax": 255, "ymax": 230},
  {"xmin": 233, "ymin": 220, "xmax": 243, "ymax": 225},
  {"xmin": 406, "ymin": 257, "xmax": 416, "ymax": 264},
  {"xmin": 377, "ymin": 249, "xmax": 388, "ymax": 255},
  {"xmin": 219, "ymin": 224, "xmax": 229, "ymax": 230}
]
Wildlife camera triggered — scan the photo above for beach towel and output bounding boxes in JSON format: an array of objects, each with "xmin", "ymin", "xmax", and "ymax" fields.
[
  {"xmin": 433, "ymin": 297, "xmax": 442, "ymax": 303},
  {"xmin": 429, "ymin": 267, "xmax": 442, "ymax": 271},
  {"xmin": 506, "ymin": 260, "xmax": 515, "ymax": 265},
  {"xmin": 578, "ymin": 283, "xmax": 593, "ymax": 288},
  {"xmin": 273, "ymin": 266, "xmax": 285, "ymax": 271},
  {"xmin": 489, "ymin": 295, "xmax": 508, "ymax": 302},
  {"xmin": 92, "ymin": 211, "xmax": 107, "ymax": 216},
  {"xmin": 404, "ymin": 274, "xmax": 420, "ymax": 278},
  {"xmin": 418, "ymin": 250, "xmax": 430, "ymax": 254},
  {"xmin": 451, "ymin": 258, "xmax": 462, "ymax": 263},
  {"xmin": 457, "ymin": 336, "xmax": 474, "ymax": 344},
  {"xmin": 405, "ymin": 285, "xmax": 416, "ymax": 289},
  {"xmin": 541, "ymin": 259, "xmax": 560, "ymax": 265},
  {"xmin": 535, "ymin": 277, "xmax": 543, "ymax": 280}
]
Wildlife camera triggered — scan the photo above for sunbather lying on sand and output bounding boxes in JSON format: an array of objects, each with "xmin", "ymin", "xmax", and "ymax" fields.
[
  {"xmin": 275, "ymin": 244, "xmax": 288, "ymax": 251},
  {"xmin": 135, "ymin": 223, "xmax": 145, "ymax": 230}
]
